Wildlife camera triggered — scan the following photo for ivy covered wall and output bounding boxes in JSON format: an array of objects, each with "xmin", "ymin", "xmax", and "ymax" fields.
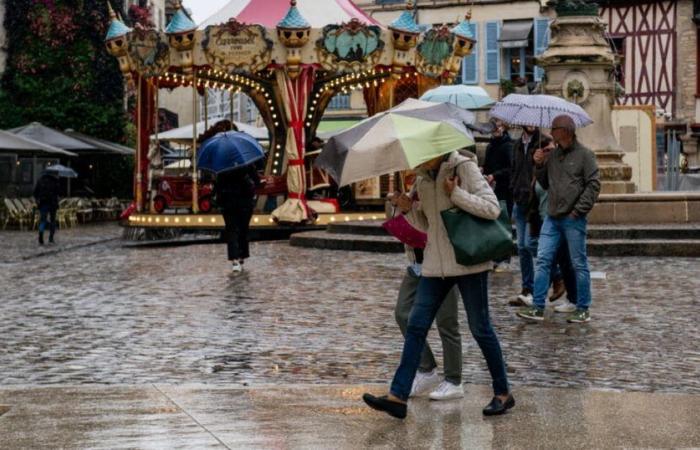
[{"xmin": 0, "ymin": 0, "xmax": 127, "ymax": 143}]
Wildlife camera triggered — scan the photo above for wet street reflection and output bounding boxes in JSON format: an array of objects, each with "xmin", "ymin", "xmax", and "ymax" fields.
[{"xmin": 1, "ymin": 240, "xmax": 699, "ymax": 394}]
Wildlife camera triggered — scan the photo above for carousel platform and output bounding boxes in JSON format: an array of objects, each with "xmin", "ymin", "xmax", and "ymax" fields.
[{"xmin": 290, "ymin": 221, "xmax": 700, "ymax": 257}]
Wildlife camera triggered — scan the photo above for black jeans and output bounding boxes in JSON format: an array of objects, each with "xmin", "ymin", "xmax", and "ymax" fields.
[{"xmin": 222, "ymin": 206, "xmax": 253, "ymax": 261}]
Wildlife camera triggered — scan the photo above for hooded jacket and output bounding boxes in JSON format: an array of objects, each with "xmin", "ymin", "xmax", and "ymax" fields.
[{"xmin": 405, "ymin": 151, "xmax": 501, "ymax": 278}]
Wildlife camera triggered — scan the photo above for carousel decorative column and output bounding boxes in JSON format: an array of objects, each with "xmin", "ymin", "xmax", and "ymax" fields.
[
  {"xmin": 165, "ymin": 1, "xmax": 197, "ymax": 73},
  {"xmin": 448, "ymin": 13, "xmax": 476, "ymax": 83},
  {"xmin": 388, "ymin": 1, "xmax": 420, "ymax": 80},
  {"xmin": 272, "ymin": 1, "xmax": 314, "ymax": 223},
  {"xmin": 538, "ymin": 1, "xmax": 635, "ymax": 193}
]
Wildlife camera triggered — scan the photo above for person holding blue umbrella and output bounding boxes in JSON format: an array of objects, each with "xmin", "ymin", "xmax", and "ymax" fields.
[{"xmin": 197, "ymin": 122, "xmax": 265, "ymax": 273}]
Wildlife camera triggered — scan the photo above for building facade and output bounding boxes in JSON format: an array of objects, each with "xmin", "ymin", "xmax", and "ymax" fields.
[{"xmin": 359, "ymin": 0, "xmax": 700, "ymax": 168}]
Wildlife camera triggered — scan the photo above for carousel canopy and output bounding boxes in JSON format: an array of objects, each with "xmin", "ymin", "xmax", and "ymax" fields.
[{"xmin": 198, "ymin": 0, "xmax": 378, "ymax": 29}]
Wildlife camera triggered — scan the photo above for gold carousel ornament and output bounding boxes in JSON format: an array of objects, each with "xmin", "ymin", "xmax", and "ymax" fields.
[
  {"xmin": 388, "ymin": 0, "xmax": 421, "ymax": 78},
  {"xmin": 104, "ymin": 2, "xmax": 133, "ymax": 86},
  {"xmin": 165, "ymin": 1, "xmax": 197, "ymax": 73},
  {"xmin": 276, "ymin": 0, "xmax": 311, "ymax": 79}
]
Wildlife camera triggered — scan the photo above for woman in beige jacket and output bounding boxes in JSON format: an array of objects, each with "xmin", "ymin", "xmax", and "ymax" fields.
[{"xmin": 363, "ymin": 151, "xmax": 514, "ymax": 419}]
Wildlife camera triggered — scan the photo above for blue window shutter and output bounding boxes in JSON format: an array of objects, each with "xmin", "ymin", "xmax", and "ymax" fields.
[
  {"xmin": 534, "ymin": 18, "xmax": 550, "ymax": 82},
  {"xmin": 485, "ymin": 21, "xmax": 500, "ymax": 84},
  {"xmin": 461, "ymin": 23, "xmax": 479, "ymax": 84}
]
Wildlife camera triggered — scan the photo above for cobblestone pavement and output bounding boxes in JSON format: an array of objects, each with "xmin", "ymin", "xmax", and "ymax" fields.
[
  {"xmin": 0, "ymin": 223, "xmax": 122, "ymax": 263},
  {"xmin": 1, "ymin": 239, "xmax": 699, "ymax": 395}
]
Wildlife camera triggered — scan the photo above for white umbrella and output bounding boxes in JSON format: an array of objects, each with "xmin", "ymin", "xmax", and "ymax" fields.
[
  {"xmin": 420, "ymin": 85, "xmax": 495, "ymax": 110},
  {"xmin": 489, "ymin": 94, "xmax": 593, "ymax": 128}
]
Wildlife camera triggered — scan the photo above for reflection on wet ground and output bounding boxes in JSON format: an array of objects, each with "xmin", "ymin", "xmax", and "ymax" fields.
[{"xmin": 1, "ymin": 239, "xmax": 699, "ymax": 394}]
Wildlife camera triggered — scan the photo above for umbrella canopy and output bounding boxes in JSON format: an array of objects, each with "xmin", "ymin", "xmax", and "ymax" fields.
[
  {"xmin": 153, "ymin": 120, "xmax": 269, "ymax": 143},
  {"xmin": 11, "ymin": 122, "xmax": 95, "ymax": 151},
  {"xmin": 0, "ymin": 130, "xmax": 77, "ymax": 156},
  {"xmin": 43, "ymin": 164, "xmax": 78, "ymax": 178},
  {"xmin": 489, "ymin": 94, "xmax": 593, "ymax": 128},
  {"xmin": 315, "ymin": 99, "xmax": 475, "ymax": 187},
  {"xmin": 420, "ymin": 85, "xmax": 495, "ymax": 109},
  {"xmin": 197, "ymin": 131, "xmax": 265, "ymax": 175}
]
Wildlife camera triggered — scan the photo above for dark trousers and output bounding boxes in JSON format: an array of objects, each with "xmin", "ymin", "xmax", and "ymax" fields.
[
  {"xmin": 390, "ymin": 272, "xmax": 509, "ymax": 401},
  {"xmin": 38, "ymin": 206, "xmax": 57, "ymax": 239},
  {"xmin": 222, "ymin": 206, "xmax": 253, "ymax": 261}
]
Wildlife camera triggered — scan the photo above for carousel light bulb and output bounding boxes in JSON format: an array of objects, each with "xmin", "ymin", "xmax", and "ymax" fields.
[
  {"xmin": 306, "ymin": 122, "xmax": 311, "ymax": 127},
  {"xmin": 275, "ymin": 153, "xmax": 280, "ymax": 157},
  {"xmin": 272, "ymin": 114, "xmax": 277, "ymax": 119},
  {"xmin": 276, "ymin": 144, "xmax": 281, "ymax": 149},
  {"xmin": 267, "ymin": 99, "xmax": 272, "ymax": 104},
  {"xmin": 254, "ymin": 217, "xmax": 259, "ymax": 223},
  {"xmin": 312, "ymin": 100, "xmax": 317, "ymax": 105},
  {"xmin": 198, "ymin": 218, "xmax": 203, "ymax": 223},
  {"xmin": 310, "ymin": 107, "xmax": 315, "ymax": 111},
  {"xmin": 275, "ymin": 122, "xmax": 279, "ymax": 126},
  {"xmin": 175, "ymin": 218, "xmax": 180, "ymax": 223}
]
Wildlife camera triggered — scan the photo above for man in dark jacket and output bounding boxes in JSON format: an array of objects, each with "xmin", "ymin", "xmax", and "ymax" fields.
[
  {"xmin": 33, "ymin": 172, "xmax": 60, "ymax": 245},
  {"xmin": 517, "ymin": 115, "xmax": 601, "ymax": 324},
  {"xmin": 483, "ymin": 120, "xmax": 513, "ymax": 271}
]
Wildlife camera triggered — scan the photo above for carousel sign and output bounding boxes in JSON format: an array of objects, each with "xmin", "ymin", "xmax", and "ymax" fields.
[
  {"xmin": 202, "ymin": 20, "xmax": 273, "ymax": 72},
  {"xmin": 316, "ymin": 20, "xmax": 384, "ymax": 71}
]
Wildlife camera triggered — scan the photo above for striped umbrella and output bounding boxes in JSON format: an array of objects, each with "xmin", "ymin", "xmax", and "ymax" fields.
[
  {"xmin": 315, "ymin": 99, "xmax": 475, "ymax": 187},
  {"xmin": 489, "ymin": 94, "xmax": 593, "ymax": 128}
]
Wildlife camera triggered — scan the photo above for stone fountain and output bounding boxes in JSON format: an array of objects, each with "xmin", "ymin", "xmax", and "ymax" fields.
[{"xmin": 538, "ymin": 0, "xmax": 635, "ymax": 194}]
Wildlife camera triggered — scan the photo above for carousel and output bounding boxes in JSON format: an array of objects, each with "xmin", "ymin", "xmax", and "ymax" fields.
[{"xmin": 105, "ymin": 0, "xmax": 476, "ymax": 228}]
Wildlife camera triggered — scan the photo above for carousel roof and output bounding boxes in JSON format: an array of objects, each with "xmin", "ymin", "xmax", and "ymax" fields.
[
  {"xmin": 106, "ymin": 15, "xmax": 131, "ymax": 40},
  {"xmin": 198, "ymin": 0, "xmax": 379, "ymax": 29},
  {"xmin": 278, "ymin": 2, "xmax": 310, "ymax": 29},
  {"xmin": 166, "ymin": 8, "xmax": 197, "ymax": 34},
  {"xmin": 389, "ymin": 10, "xmax": 420, "ymax": 34},
  {"xmin": 451, "ymin": 18, "xmax": 475, "ymax": 40}
]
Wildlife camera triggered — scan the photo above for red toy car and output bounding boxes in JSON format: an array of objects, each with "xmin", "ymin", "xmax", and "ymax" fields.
[{"xmin": 152, "ymin": 176, "xmax": 215, "ymax": 213}]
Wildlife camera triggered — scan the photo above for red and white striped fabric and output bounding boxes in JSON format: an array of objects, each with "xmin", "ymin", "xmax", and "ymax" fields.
[{"xmin": 199, "ymin": 0, "xmax": 379, "ymax": 28}]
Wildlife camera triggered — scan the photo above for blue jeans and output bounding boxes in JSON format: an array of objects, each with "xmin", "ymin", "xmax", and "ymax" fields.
[
  {"xmin": 533, "ymin": 215, "xmax": 591, "ymax": 310},
  {"xmin": 390, "ymin": 272, "xmax": 509, "ymax": 401},
  {"xmin": 513, "ymin": 204, "xmax": 537, "ymax": 291},
  {"xmin": 38, "ymin": 205, "xmax": 57, "ymax": 238}
]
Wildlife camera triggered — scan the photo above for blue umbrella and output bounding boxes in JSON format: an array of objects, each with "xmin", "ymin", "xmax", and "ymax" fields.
[
  {"xmin": 43, "ymin": 164, "xmax": 78, "ymax": 178},
  {"xmin": 197, "ymin": 131, "xmax": 265, "ymax": 174}
]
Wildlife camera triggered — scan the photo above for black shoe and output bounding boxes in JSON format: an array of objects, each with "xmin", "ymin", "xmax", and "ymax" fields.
[
  {"xmin": 38, "ymin": 234, "xmax": 44, "ymax": 245},
  {"xmin": 362, "ymin": 393, "xmax": 407, "ymax": 419},
  {"xmin": 482, "ymin": 394, "xmax": 515, "ymax": 416},
  {"xmin": 48, "ymin": 236, "xmax": 55, "ymax": 244}
]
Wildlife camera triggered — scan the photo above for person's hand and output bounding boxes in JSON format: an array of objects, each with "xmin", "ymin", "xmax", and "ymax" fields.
[
  {"xmin": 387, "ymin": 190, "xmax": 401, "ymax": 206},
  {"xmin": 486, "ymin": 174, "xmax": 495, "ymax": 185},
  {"xmin": 533, "ymin": 148, "xmax": 548, "ymax": 166},
  {"xmin": 569, "ymin": 210, "xmax": 579, "ymax": 219},
  {"xmin": 396, "ymin": 193, "xmax": 413, "ymax": 213},
  {"xmin": 444, "ymin": 175, "xmax": 459, "ymax": 195}
]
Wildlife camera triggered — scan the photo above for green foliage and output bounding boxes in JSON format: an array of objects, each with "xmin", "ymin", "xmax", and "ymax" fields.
[{"xmin": 0, "ymin": 0, "xmax": 128, "ymax": 143}]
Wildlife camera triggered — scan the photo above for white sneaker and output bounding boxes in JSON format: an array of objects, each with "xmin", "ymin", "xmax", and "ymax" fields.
[
  {"xmin": 493, "ymin": 262, "xmax": 511, "ymax": 273},
  {"xmin": 554, "ymin": 302, "xmax": 577, "ymax": 313},
  {"xmin": 409, "ymin": 369, "xmax": 439, "ymax": 398},
  {"xmin": 231, "ymin": 261, "xmax": 243, "ymax": 273},
  {"xmin": 429, "ymin": 381, "xmax": 464, "ymax": 401},
  {"xmin": 516, "ymin": 293, "xmax": 533, "ymax": 306}
]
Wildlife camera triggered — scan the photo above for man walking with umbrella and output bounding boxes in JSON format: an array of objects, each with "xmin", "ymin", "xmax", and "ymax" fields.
[
  {"xmin": 33, "ymin": 170, "xmax": 60, "ymax": 245},
  {"xmin": 517, "ymin": 115, "xmax": 600, "ymax": 323}
]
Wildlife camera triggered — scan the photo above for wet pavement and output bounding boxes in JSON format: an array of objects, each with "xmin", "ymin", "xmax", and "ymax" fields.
[
  {"xmin": 1, "ymin": 383, "xmax": 699, "ymax": 449},
  {"xmin": 0, "ymin": 234, "xmax": 699, "ymax": 395}
]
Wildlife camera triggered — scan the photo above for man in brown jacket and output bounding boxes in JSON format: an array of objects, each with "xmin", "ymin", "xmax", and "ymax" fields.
[{"xmin": 517, "ymin": 115, "xmax": 601, "ymax": 323}]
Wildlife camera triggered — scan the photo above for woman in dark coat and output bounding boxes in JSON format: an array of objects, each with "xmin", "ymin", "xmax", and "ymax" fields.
[{"xmin": 215, "ymin": 165, "xmax": 260, "ymax": 272}]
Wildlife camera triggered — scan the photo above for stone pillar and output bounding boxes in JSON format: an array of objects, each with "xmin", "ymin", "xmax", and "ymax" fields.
[{"xmin": 538, "ymin": 2, "xmax": 635, "ymax": 193}]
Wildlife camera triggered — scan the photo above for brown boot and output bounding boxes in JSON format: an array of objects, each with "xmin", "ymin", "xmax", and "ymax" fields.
[{"xmin": 550, "ymin": 278, "xmax": 565, "ymax": 302}]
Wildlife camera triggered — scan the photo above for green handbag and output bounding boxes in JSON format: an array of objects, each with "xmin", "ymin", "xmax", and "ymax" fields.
[{"xmin": 441, "ymin": 199, "xmax": 513, "ymax": 267}]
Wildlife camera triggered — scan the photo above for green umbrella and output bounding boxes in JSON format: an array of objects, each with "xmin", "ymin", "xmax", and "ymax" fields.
[{"xmin": 315, "ymin": 99, "xmax": 475, "ymax": 186}]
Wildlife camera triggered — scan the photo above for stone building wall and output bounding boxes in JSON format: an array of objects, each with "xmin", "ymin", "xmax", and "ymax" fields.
[{"xmin": 675, "ymin": 0, "xmax": 697, "ymax": 124}]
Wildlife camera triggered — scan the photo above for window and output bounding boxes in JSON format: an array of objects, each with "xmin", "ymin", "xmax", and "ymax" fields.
[
  {"xmin": 328, "ymin": 93, "xmax": 351, "ymax": 110},
  {"xmin": 485, "ymin": 21, "xmax": 501, "ymax": 84},
  {"xmin": 460, "ymin": 23, "xmax": 479, "ymax": 85},
  {"xmin": 500, "ymin": 20, "xmax": 534, "ymax": 83}
]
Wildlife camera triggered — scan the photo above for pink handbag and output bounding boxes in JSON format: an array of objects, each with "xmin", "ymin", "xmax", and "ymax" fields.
[{"xmin": 382, "ymin": 208, "xmax": 427, "ymax": 249}]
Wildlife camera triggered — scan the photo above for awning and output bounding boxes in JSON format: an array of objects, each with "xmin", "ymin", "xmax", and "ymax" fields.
[{"xmin": 499, "ymin": 20, "xmax": 533, "ymax": 49}]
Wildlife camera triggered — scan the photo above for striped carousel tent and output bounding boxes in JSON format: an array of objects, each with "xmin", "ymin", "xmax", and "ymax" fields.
[{"xmin": 198, "ymin": 0, "xmax": 379, "ymax": 28}]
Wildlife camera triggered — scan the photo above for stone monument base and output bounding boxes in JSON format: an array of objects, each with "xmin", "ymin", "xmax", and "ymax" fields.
[{"xmin": 589, "ymin": 192, "xmax": 700, "ymax": 224}]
